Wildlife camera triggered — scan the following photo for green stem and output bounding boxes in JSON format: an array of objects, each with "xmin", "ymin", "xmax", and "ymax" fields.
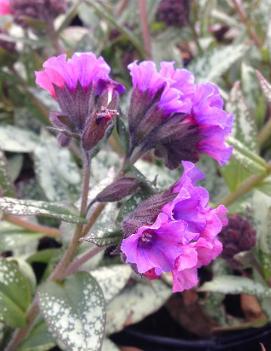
[{"xmin": 221, "ymin": 163, "xmax": 271, "ymax": 207}]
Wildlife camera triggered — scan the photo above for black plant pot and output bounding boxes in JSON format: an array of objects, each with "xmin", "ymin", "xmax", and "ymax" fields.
[{"xmin": 112, "ymin": 324, "xmax": 271, "ymax": 351}]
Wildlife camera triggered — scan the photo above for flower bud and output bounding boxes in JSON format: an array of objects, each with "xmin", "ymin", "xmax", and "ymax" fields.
[
  {"xmin": 219, "ymin": 214, "xmax": 256, "ymax": 259},
  {"xmin": 156, "ymin": 0, "xmax": 190, "ymax": 28},
  {"xmin": 10, "ymin": 0, "xmax": 67, "ymax": 27}
]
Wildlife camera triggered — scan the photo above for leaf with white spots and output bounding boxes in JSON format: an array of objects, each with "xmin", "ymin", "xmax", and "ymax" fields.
[
  {"xmin": 106, "ymin": 281, "xmax": 171, "ymax": 335},
  {"xmin": 256, "ymin": 70, "xmax": 271, "ymax": 103},
  {"xmin": 227, "ymin": 81, "xmax": 257, "ymax": 152},
  {"xmin": 39, "ymin": 272, "xmax": 106, "ymax": 351},
  {"xmin": 0, "ymin": 197, "xmax": 86, "ymax": 224},
  {"xmin": 199, "ymin": 275, "xmax": 271, "ymax": 298},
  {"xmin": 0, "ymin": 125, "xmax": 39, "ymax": 153},
  {"xmin": 91, "ymin": 265, "xmax": 132, "ymax": 303},
  {"xmin": 34, "ymin": 133, "xmax": 81, "ymax": 203},
  {"xmin": 189, "ymin": 44, "xmax": 248, "ymax": 82},
  {"xmin": 0, "ymin": 150, "xmax": 15, "ymax": 197},
  {"xmin": 0, "ymin": 259, "xmax": 32, "ymax": 327}
]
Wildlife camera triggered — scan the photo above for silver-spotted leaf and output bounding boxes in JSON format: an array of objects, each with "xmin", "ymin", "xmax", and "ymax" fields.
[
  {"xmin": 0, "ymin": 259, "xmax": 32, "ymax": 327},
  {"xmin": 0, "ymin": 126, "xmax": 39, "ymax": 153},
  {"xmin": 199, "ymin": 275, "xmax": 271, "ymax": 298},
  {"xmin": 106, "ymin": 281, "xmax": 171, "ymax": 335},
  {"xmin": 0, "ymin": 197, "xmax": 86, "ymax": 224},
  {"xmin": 39, "ymin": 272, "xmax": 106, "ymax": 351},
  {"xmin": 91, "ymin": 265, "xmax": 132, "ymax": 303}
]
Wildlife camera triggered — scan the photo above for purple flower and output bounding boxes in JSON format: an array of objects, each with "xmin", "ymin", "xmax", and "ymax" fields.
[
  {"xmin": 35, "ymin": 53, "xmax": 125, "ymax": 150},
  {"xmin": 127, "ymin": 60, "xmax": 233, "ymax": 168},
  {"xmin": 121, "ymin": 161, "xmax": 228, "ymax": 292}
]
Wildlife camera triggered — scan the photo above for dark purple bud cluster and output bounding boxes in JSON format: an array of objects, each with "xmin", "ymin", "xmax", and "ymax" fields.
[
  {"xmin": 10, "ymin": 0, "xmax": 67, "ymax": 26},
  {"xmin": 219, "ymin": 214, "xmax": 256, "ymax": 259},
  {"xmin": 156, "ymin": 0, "xmax": 190, "ymax": 28}
]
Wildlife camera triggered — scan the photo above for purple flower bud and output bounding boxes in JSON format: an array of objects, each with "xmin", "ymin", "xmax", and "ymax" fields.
[
  {"xmin": 121, "ymin": 161, "xmax": 228, "ymax": 292},
  {"xmin": 156, "ymin": 0, "xmax": 190, "ymax": 28},
  {"xmin": 10, "ymin": 0, "xmax": 67, "ymax": 26},
  {"xmin": 127, "ymin": 61, "xmax": 233, "ymax": 168},
  {"xmin": 219, "ymin": 214, "xmax": 256, "ymax": 259},
  {"xmin": 95, "ymin": 177, "xmax": 140, "ymax": 203},
  {"xmin": 35, "ymin": 53, "xmax": 125, "ymax": 151}
]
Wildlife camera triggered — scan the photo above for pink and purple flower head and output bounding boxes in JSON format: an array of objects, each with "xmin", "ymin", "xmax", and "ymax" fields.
[
  {"xmin": 0, "ymin": 0, "xmax": 11, "ymax": 15},
  {"xmin": 35, "ymin": 53, "xmax": 125, "ymax": 150},
  {"xmin": 120, "ymin": 161, "xmax": 228, "ymax": 292},
  {"xmin": 127, "ymin": 60, "xmax": 233, "ymax": 169}
]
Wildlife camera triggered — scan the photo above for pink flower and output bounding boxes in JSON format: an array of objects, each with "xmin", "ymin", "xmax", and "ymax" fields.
[
  {"xmin": 121, "ymin": 161, "xmax": 228, "ymax": 292},
  {"xmin": 0, "ymin": 0, "xmax": 11, "ymax": 15},
  {"xmin": 35, "ymin": 53, "xmax": 125, "ymax": 150},
  {"xmin": 127, "ymin": 60, "xmax": 233, "ymax": 169}
]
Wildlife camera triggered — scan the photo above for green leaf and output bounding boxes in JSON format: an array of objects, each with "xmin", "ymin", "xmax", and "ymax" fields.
[
  {"xmin": 256, "ymin": 70, "xmax": 271, "ymax": 103},
  {"xmin": 39, "ymin": 272, "xmax": 106, "ymax": 351},
  {"xmin": 34, "ymin": 133, "xmax": 81, "ymax": 203},
  {"xmin": 0, "ymin": 150, "xmax": 15, "ymax": 197},
  {"xmin": 199, "ymin": 275, "xmax": 271, "ymax": 298},
  {"xmin": 91, "ymin": 265, "xmax": 132, "ymax": 303},
  {"xmin": 189, "ymin": 44, "xmax": 248, "ymax": 82},
  {"xmin": 0, "ymin": 222, "xmax": 42, "ymax": 256},
  {"xmin": 227, "ymin": 81, "xmax": 257, "ymax": 152},
  {"xmin": 18, "ymin": 320, "xmax": 55, "ymax": 351},
  {"xmin": 84, "ymin": 229, "xmax": 122, "ymax": 247},
  {"xmin": 0, "ymin": 197, "xmax": 86, "ymax": 224},
  {"xmin": 0, "ymin": 259, "xmax": 32, "ymax": 327},
  {"xmin": 106, "ymin": 281, "xmax": 171, "ymax": 334},
  {"xmin": 0, "ymin": 126, "xmax": 39, "ymax": 153}
]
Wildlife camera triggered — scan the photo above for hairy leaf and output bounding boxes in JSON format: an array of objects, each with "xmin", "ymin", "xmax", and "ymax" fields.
[{"xmin": 0, "ymin": 197, "xmax": 86, "ymax": 224}]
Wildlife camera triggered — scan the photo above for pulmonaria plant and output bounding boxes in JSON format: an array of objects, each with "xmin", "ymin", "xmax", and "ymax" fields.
[
  {"xmin": 121, "ymin": 162, "xmax": 228, "ymax": 292},
  {"xmin": 35, "ymin": 53, "xmax": 125, "ymax": 150},
  {"xmin": 127, "ymin": 61, "xmax": 233, "ymax": 169}
]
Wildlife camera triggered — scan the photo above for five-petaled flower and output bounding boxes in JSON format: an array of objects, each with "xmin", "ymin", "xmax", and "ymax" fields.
[{"xmin": 121, "ymin": 161, "xmax": 228, "ymax": 292}]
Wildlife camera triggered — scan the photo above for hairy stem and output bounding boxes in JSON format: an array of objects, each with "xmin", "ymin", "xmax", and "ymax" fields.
[
  {"xmin": 65, "ymin": 246, "xmax": 103, "ymax": 276},
  {"xmin": 50, "ymin": 150, "xmax": 90, "ymax": 280},
  {"xmin": 138, "ymin": 0, "xmax": 152, "ymax": 59},
  {"xmin": 3, "ymin": 214, "xmax": 61, "ymax": 238}
]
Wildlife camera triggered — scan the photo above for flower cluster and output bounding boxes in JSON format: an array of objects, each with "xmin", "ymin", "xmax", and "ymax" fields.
[
  {"xmin": 1, "ymin": 0, "xmax": 67, "ymax": 26},
  {"xmin": 35, "ymin": 53, "xmax": 124, "ymax": 150},
  {"xmin": 35, "ymin": 52, "xmax": 233, "ymax": 293},
  {"xmin": 219, "ymin": 214, "xmax": 256, "ymax": 260},
  {"xmin": 121, "ymin": 162, "xmax": 228, "ymax": 292},
  {"xmin": 127, "ymin": 61, "xmax": 233, "ymax": 169},
  {"xmin": 156, "ymin": 0, "xmax": 190, "ymax": 28}
]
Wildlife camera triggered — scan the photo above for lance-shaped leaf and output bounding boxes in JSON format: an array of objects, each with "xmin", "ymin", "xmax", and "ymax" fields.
[
  {"xmin": 199, "ymin": 275, "xmax": 271, "ymax": 298},
  {"xmin": 0, "ymin": 197, "xmax": 86, "ymax": 224},
  {"xmin": 0, "ymin": 126, "xmax": 39, "ymax": 153},
  {"xmin": 83, "ymin": 229, "xmax": 122, "ymax": 247},
  {"xmin": 256, "ymin": 70, "xmax": 271, "ymax": 103},
  {"xmin": 0, "ymin": 259, "xmax": 32, "ymax": 327},
  {"xmin": 91, "ymin": 265, "xmax": 132, "ymax": 303},
  {"xmin": 95, "ymin": 177, "xmax": 140, "ymax": 203},
  {"xmin": 39, "ymin": 272, "xmax": 106, "ymax": 351}
]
